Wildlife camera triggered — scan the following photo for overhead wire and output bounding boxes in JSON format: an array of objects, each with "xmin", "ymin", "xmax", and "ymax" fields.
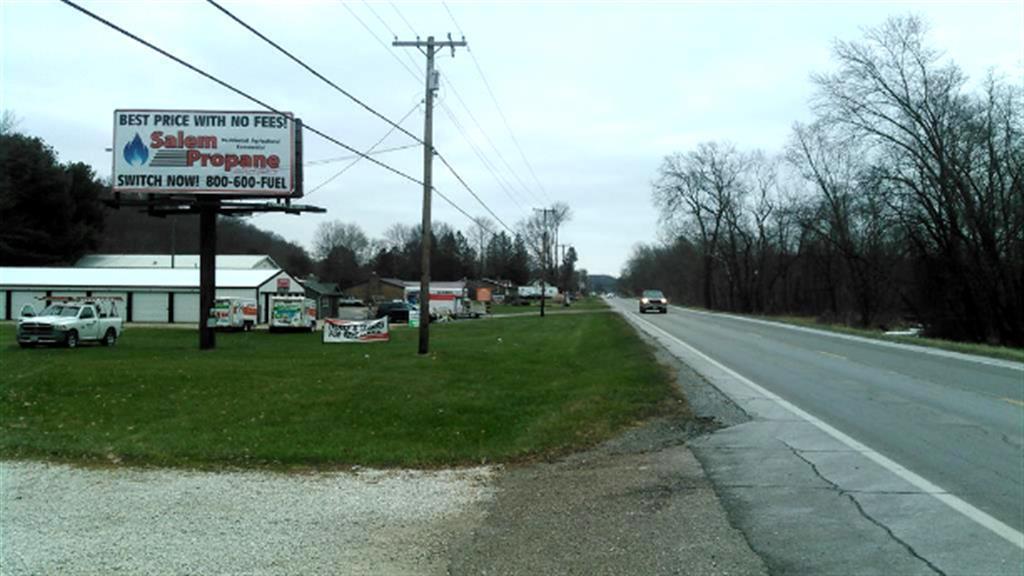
[
  {"xmin": 434, "ymin": 151, "xmax": 514, "ymax": 235},
  {"xmin": 361, "ymin": 0, "xmax": 425, "ymax": 71},
  {"xmin": 206, "ymin": 0, "xmax": 423, "ymax": 146},
  {"xmin": 444, "ymin": 78, "xmax": 543, "ymax": 206},
  {"xmin": 306, "ymin": 103, "xmax": 421, "ymax": 198},
  {"xmin": 304, "ymin": 143, "xmax": 419, "ymax": 166},
  {"xmin": 438, "ymin": 101, "xmax": 526, "ymax": 214},
  {"xmin": 442, "ymin": 1, "xmax": 554, "ymax": 203},
  {"xmin": 338, "ymin": 0, "xmax": 422, "ymax": 85},
  {"xmin": 343, "ymin": 0, "xmax": 519, "ymax": 238}
]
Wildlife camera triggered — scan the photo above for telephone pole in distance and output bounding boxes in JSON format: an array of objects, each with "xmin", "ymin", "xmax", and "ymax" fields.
[
  {"xmin": 394, "ymin": 34, "xmax": 467, "ymax": 355},
  {"xmin": 534, "ymin": 207, "xmax": 555, "ymax": 317}
]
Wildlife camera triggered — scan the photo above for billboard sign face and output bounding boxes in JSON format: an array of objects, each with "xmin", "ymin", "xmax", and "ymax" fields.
[{"xmin": 112, "ymin": 110, "xmax": 298, "ymax": 197}]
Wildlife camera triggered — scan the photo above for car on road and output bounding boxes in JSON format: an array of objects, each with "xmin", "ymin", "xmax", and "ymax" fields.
[{"xmin": 639, "ymin": 290, "xmax": 668, "ymax": 314}]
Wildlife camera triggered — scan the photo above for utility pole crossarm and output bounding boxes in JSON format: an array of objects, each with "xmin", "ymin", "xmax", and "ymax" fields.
[{"xmin": 392, "ymin": 39, "xmax": 466, "ymax": 48}]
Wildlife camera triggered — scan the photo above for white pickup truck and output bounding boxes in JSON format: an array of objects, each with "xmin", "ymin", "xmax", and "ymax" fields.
[{"xmin": 16, "ymin": 299, "xmax": 124, "ymax": 348}]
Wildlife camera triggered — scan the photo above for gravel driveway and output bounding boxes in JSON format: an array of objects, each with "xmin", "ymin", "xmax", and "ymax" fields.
[{"xmin": 1, "ymin": 463, "xmax": 494, "ymax": 575}]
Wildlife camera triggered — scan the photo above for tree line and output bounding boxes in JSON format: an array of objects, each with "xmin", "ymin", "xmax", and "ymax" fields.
[{"xmin": 620, "ymin": 16, "xmax": 1022, "ymax": 346}]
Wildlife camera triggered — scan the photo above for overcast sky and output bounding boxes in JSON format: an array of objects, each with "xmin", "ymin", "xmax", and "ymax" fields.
[{"xmin": 3, "ymin": 1, "xmax": 1021, "ymax": 276}]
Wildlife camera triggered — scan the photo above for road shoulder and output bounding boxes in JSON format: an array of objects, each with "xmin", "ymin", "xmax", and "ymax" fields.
[{"xmin": 448, "ymin": 416, "xmax": 768, "ymax": 576}]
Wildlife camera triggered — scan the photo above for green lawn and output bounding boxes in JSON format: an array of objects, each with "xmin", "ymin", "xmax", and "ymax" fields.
[
  {"xmin": 757, "ymin": 314, "xmax": 1024, "ymax": 363},
  {"xmin": 0, "ymin": 313, "xmax": 682, "ymax": 469}
]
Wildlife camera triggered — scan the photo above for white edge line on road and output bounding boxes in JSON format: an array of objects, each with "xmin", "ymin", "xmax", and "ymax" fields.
[
  {"xmin": 678, "ymin": 307, "xmax": 1024, "ymax": 372},
  {"xmin": 620, "ymin": 307, "xmax": 1024, "ymax": 550}
]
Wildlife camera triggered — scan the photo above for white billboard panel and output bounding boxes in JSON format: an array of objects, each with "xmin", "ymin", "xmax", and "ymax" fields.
[{"xmin": 112, "ymin": 110, "xmax": 298, "ymax": 197}]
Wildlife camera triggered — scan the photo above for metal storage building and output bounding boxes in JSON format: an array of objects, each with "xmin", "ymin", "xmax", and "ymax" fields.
[
  {"xmin": 0, "ymin": 267, "xmax": 303, "ymax": 324},
  {"xmin": 75, "ymin": 254, "xmax": 280, "ymax": 269}
]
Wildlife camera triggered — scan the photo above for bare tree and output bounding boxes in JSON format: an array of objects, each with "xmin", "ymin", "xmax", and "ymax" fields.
[
  {"xmin": 468, "ymin": 217, "xmax": 495, "ymax": 277},
  {"xmin": 312, "ymin": 221, "xmax": 371, "ymax": 263},
  {"xmin": 811, "ymin": 15, "xmax": 1023, "ymax": 342},
  {"xmin": 653, "ymin": 142, "xmax": 746, "ymax": 308}
]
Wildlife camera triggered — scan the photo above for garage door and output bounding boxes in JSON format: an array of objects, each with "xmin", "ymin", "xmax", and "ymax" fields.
[
  {"xmin": 11, "ymin": 291, "xmax": 46, "ymax": 317},
  {"xmin": 133, "ymin": 292, "xmax": 169, "ymax": 322},
  {"xmin": 0, "ymin": 291, "xmax": 6, "ymax": 320},
  {"xmin": 173, "ymin": 293, "xmax": 200, "ymax": 324}
]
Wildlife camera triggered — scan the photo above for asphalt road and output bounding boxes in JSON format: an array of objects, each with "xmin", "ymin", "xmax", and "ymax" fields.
[{"xmin": 609, "ymin": 298, "xmax": 1024, "ymax": 574}]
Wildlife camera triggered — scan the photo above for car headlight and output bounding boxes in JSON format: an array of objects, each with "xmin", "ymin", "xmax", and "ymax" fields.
[{"xmin": 641, "ymin": 298, "xmax": 649, "ymax": 304}]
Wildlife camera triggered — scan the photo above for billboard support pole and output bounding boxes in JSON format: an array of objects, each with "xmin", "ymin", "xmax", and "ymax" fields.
[{"xmin": 199, "ymin": 198, "xmax": 218, "ymax": 350}]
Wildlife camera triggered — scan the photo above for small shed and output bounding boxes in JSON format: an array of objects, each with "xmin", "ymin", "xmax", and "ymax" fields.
[{"xmin": 301, "ymin": 277, "xmax": 344, "ymax": 319}]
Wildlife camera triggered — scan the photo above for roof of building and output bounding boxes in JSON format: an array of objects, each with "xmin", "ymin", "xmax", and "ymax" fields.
[
  {"xmin": 301, "ymin": 278, "xmax": 343, "ymax": 296},
  {"xmin": 0, "ymin": 267, "xmax": 287, "ymax": 289},
  {"xmin": 75, "ymin": 254, "xmax": 279, "ymax": 269}
]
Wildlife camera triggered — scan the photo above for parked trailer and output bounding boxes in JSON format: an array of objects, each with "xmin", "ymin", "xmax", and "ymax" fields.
[
  {"xmin": 213, "ymin": 297, "xmax": 257, "ymax": 331},
  {"xmin": 269, "ymin": 296, "xmax": 317, "ymax": 332}
]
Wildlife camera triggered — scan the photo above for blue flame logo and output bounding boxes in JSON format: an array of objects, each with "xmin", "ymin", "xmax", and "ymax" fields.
[{"xmin": 123, "ymin": 133, "xmax": 149, "ymax": 166}]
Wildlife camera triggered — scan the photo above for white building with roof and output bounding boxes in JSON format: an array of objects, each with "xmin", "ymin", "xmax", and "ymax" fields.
[
  {"xmin": 0, "ymin": 266, "xmax": 302, "ymax": 324},
  {"xmin": 75, "ymin": 254, "xmax": 279, "ymax": 270}
]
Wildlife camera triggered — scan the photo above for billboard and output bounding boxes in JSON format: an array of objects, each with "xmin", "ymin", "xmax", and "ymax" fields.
[{"xmin": 112, "ymin": 110, "xmax": 299, "ymax": 197}]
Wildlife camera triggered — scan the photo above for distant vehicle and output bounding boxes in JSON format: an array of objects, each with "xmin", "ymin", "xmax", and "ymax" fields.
[
  {"xmin": 374, "ymin": 301, "xmax": 416, "ymax": 324},
  {"xmin": 336, "ymin": 298, "xmax": 370, "ymax": 321},
  {"xmin": 213, "ymin": 297, "xmax": 257, "ymax": 331},
  {"xmin": 269, "ymin": 296, "xmax": 317, "ymax": 332},
  {"xmin": 17, "ymin": 297, "xmax": 124, "ymax": 348},
  {"xmin": 639, "ymin": 290, "xmax": 668, "ymax": 314}
]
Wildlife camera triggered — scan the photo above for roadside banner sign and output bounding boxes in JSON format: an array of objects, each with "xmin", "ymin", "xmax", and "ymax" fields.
[
  {"xmin": 112, "ymin": 109, "xmax": 298, "ymax": 197},
  {"xmin": 323, "ymin": 317, "xmax": 390, "ymax": 344},
  {"xmin": 408, "ymin": 309, "xmax": 420, "ymax": 328}
]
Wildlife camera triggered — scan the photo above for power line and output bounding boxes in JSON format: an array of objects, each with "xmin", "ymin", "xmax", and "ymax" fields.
[
  {"xmin": 442, "ymin": 1, "xmax": 553, "ymax": 203},
  {"xmin": 304, "ymin": 143, "xmax": 419, "ymax": 166},
  {"xmin": 439, "ymin": 101, "xmax": 527, "ymax": 214},
  {"xmin": 206, "ymin": 0, "xmax": 423, "ymax": 146},
  {"xmin": 444, "ymin": 78, "xmax": 544, "ymax": 206},
  {"xmin": 389, "ymin": 2, "xmax": 419, "ymax": 38},
  {"xmin": 60, "ymin": 0, "xmax": 421, "ymax": 187},
  {"xmin": 338, "ymin": 0, "xmax": 421, "ymax": 85},
  {"xmin": 361, "ymin": 0, "xmax": 424, "ymax": 70},
  {"xmin": 435, "ymin": 150, "xmax": 514, "ymax": 235},
  {"xmin": 307, "ymin": 103, "xmax": 420, "ymax": 197}
]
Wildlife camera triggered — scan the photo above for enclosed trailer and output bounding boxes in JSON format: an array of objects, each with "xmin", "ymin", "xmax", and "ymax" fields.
[{"xmin": 269, "ymin": 296, "xmax": 317, "ymax": 332}]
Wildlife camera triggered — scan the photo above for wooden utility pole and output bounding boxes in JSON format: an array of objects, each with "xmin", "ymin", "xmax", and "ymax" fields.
[
  {"xmin": 394, "ymin": 34, "xmax": 466, "ymax": 355},
  {"xmin": 534, "ymin": 207, "xmax": 555, "ymax": 317}
]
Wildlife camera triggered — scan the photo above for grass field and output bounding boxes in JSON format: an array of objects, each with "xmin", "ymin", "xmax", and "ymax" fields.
[{"xmin": 0, "ymin": 312, "xmax": 682, "ymax": 469}]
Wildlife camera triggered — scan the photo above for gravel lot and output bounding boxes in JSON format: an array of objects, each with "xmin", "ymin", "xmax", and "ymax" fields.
[{"xmin": 1, "ymin": 462, "xmax": 495, "ymax": 575}]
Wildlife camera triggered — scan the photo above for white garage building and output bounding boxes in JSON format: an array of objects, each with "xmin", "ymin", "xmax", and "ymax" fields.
[{"xmin": 0, "ymin": 266, "xmax": 303, "ymax": 324}]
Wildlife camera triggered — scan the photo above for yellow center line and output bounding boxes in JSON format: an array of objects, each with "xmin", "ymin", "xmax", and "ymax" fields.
[
  {"xmin": 817, "ymin": 350, "xmax": 847, "ymax": 360},
  {"xmin": 1000, "ymin": 398, "xmax": 1024, "ymax": 407}
]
